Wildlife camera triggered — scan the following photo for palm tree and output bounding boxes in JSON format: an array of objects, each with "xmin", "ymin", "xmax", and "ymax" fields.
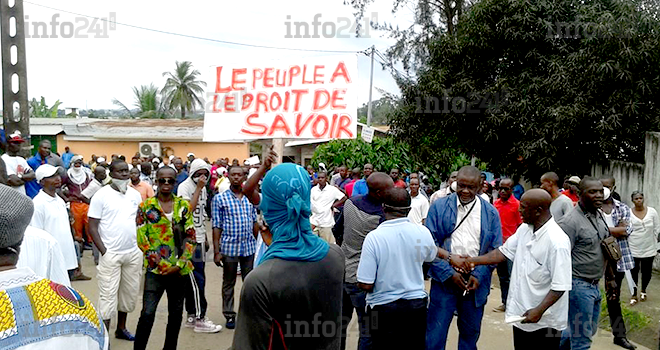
[
  {"xmin": 161, "ymin": 61, "xmax": 206, "ymax": 119},
  {"xmin": 112, "ymin": 84, "xmax": 165, "ymax": 118}
]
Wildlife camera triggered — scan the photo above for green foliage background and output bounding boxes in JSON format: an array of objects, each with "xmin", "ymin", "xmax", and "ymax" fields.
[
  {"xmin": 389, "ymin": 0, "xmax": 660, "ymax": 182},
  {"xmin": 311, "ymin": 135, "xmax": 487, "ymax": 185},
  {"xmin": 29, "ymin": 97, "xmax": 61, "ymax": 118}
]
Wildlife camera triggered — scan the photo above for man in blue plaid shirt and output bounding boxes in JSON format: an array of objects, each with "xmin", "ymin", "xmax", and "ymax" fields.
[
  {"xmin": 211, "ymin": 166, "xmax": 258, "ymax": 330},
  {"xmin": 600, "ymin": 179, "xmax": 636, "ymax": 350}
]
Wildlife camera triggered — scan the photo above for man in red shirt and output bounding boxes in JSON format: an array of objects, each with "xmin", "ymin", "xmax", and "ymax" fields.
[
  {"xmin": 344, "ymin": 167, "xmax": 361, "ymax": 197},
  {"xmin": 390, "ymin": 168, "xmax": 407, "ymax": 189},
  {"xmin": 492, "ymin": 178, "xmax": 522, "ymax": 312},
  {"xmin": 562, "ymin": 176, "xmax": 580, "ymax": 204}
]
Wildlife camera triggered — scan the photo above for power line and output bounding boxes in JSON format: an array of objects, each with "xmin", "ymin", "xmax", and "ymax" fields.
[
  {"xmin": 374, "ymin": 49, "xmax": 410, "ymax": 78},
  {"xmin": 23, "ymin": 1, "xmax": 369, "ymax": 54}
]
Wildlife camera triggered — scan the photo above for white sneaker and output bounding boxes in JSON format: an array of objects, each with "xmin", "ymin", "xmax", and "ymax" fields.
[
  {"xmin": 184, "ymin": 316, "xmax": 196, "ymax": 328},
  {"xmin": 194, "ymin": 317, "xmax": 223, "ymax": 333}
]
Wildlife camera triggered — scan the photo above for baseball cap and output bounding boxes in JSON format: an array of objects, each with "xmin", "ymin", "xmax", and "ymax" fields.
[
  {"xmin": 7, "ymin": 131, "xmax": 26, "ymax": 143},
  {"xmin": 187, "ymin": 152, "xmax": 195, "ymax": 157},
  {"xmin": 35, "ymin": 164, "xmax": 59, "ymax": 182},
  {"xmin": 568, "ymin": 176, "xmax": 581, "ymax": 184}
]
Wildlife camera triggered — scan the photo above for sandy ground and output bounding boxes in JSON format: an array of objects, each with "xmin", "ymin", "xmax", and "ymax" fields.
[{"xmin": 73, "ymin": 251, "xmax": 650, "ymax": 350}]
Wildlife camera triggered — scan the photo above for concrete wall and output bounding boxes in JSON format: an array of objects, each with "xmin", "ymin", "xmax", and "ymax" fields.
[
  {"xmin": 591, "ymin": 160, "xmax": 645, "ymax": 207},
  {"xmin": 642, "ymin": 132, "xmax": 660, "ymax": 271},
  {"xmin": 56, "ymin": 135, "xmax": 249, "ymax": 163},
  {"xmin": 643, "ymin": 132, "xmax": 660, "ymax": 215},
  {"xmin": 590, "ymin": 135, "xmax": 660, "ymax": 270}
]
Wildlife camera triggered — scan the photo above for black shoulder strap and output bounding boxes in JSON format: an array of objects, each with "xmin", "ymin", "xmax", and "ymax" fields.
[{"xmin": 451, "ymin": 199, "xmax": 477, "ymax": 235}]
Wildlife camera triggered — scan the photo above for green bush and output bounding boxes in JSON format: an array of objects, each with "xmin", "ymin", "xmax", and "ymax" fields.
[
  {"xmin": 311, "ymin": 136, "xmax": 417, "ymax": 175},
  {"xmin": 311, "ymin": 136, "xmax": 489, "ymax": 186}
]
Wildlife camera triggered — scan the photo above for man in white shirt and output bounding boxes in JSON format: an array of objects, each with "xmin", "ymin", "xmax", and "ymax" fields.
[
  {"xmin": 177, "ymin": 159, "xmax": 223, "ymax": 333},
  {"xmin": 1, "ymin": 131, "xmax": 35, "ymax": 195},
  {"xmin": 30, "ymin": 164, "xmax": 79, "ymax": 276},
  {"xmin": 17, "ymin": 225, "xmax": 71, "ymax": 286},
  {"xmin": 465, "ymin": 189, "xmax": 572, "ymax": 349},
  {"xmin": 408, "ymin": 178, "xmax": 430, "ymax": 225},
  {"xmin": 79, "ymin": 165, "xmax": 108, "ymax": 266},
  {"xmin": 0, "ymin": 184, "xmax": 109, "ymax": 350},
  {"xmin": 81, "ymin": 166, "xmax": 107, "ymax": 203},
  {"xmin": 430, "ymin": 171, "xmax": 458, "ymax": 203},
  {"xmin": 88, "ymin": 160, "xmax": 143, "ymax": 341},
  {"xmin": 310, "ymin": 171, "xmax": 347, "ymax": 243}
]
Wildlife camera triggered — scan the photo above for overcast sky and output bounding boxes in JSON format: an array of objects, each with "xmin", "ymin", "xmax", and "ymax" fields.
[{"xmin": 7, "ymin": 0, "xmax": 413, "ymax": 111}]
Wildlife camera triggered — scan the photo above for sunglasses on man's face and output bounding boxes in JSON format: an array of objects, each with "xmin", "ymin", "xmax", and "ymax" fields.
[{"xmin": 158, "ymin": 178, "xmax": 175, "ymax": 185}]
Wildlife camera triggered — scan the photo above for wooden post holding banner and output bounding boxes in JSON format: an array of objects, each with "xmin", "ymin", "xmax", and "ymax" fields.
[
  {"xmin": 361, "ymin": 126, "xmax": 375, "ymax": 143},
  {"xmin": 272, "ymin": 138, "xmax": 284, "ymax": 165},
  {"xmin": 366, "ymin": 45, "xmax": 375, "ymax": 127}
]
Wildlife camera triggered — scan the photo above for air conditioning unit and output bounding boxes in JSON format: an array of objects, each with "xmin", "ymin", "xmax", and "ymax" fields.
[{"xmin": 139, "ymin": 142, "xmax": 161, "ymax": 158}]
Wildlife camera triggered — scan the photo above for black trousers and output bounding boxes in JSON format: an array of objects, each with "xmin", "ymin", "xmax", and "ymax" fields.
[
  {"xmin": 134, "ymin": 271, "xmax": 185, "ymax": 350},
  {"xmin": 497, "ymin": 257, "xmax": 513, "ymax": 305},
  {"xmin": 513, "ymin": 326, "xmax": 561, "ymax": 350},
  {"xmin": 184, "ymin": 243, "xmax": 207, "ymax": 319},
  {"xmin": 631, "ymin": 256, "xmax": 654, "ymax": 294},
  {"xmin": 604, "ymin": 259, "xmax": 627, "ymax": 339},
  {"xmin": 367, "ymin": 298, "xmax": 427, "ymax": 350},
  {"xmin": 222, "ymin": 255, "xmax": 254, "ymax": 319}
]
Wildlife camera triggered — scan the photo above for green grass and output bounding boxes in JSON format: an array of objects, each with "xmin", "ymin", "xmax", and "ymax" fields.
[{"xmin": 599, "ymin": 290, "xmax": 653, "ymax": 333}]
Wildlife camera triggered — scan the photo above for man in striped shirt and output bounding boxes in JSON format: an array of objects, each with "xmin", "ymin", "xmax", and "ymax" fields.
[{"xmin": 211, "ymin": 165, "xmax": 258, "ymax": 330}]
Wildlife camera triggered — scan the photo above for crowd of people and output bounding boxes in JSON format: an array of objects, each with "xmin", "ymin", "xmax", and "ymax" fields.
[{"xmin": 0, "ymin": 130, "xmax": 659, "ymax": 350}]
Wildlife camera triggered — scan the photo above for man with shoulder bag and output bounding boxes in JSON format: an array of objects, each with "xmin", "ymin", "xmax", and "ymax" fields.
[{"xmin": 556, "ymin": 177, "xmax": 631, "ymax": 350}]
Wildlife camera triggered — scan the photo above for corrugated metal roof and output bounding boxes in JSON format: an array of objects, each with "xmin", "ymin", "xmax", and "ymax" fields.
[{"xmin": 5, "ymin": 118, "xmax": 388, "ymax": 142}]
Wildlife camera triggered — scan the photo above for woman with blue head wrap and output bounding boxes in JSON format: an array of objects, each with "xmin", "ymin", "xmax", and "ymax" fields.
[
  {"xmin": 258, "ymin": 163, "xmax": 329, "ymax": 263},
  {"xmin": 232, "ymin": 163, "xmax": 344, "ymax": 350}
]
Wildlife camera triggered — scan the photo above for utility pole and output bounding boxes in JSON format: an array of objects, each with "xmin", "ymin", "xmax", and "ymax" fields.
[
  {"xmin": 366, "ymin": 45, "xmax": 375, "ymax": 126},
  {"xmin": 272, "ymin": 139, "xmax": 284, "ymax": 165},
  {"xmin": 1, "ymin": 0, "xmax": 30, "ymax": 155}
]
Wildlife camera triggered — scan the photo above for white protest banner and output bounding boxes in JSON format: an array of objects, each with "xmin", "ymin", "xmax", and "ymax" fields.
[{"xmin": 203, "ymin": 56, "xmax": 358, "ymax": 141}]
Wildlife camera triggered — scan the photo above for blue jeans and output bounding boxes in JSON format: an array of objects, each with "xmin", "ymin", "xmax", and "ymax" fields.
[
  {"xmin": 341, "ymin": 282, "xmax": 372, "ymax": 350},
  {"xmin": 426, "ymin": 279, "xmax": 484, "ymax": 350},
  {"xmin": 560, "ymin": 278, "xmax": 601, "ymax": 350}
]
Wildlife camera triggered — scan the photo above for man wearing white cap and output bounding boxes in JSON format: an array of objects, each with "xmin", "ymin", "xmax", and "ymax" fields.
[
  {"xmin": 0, "ymin": 184, "xmax": 108, "ymax": 350},
  {"xmin": 1, "ymin": 131, "xmax": 35, "ymax": 195},
  {"xmin": 562, "ymin": 176, "xmax": 581, "ymax": 205},
  {"xmin": 151, "ymin": 157, "xmax": 161, "ymax": 183},
  {"xmin": 30, "ymin": 164, "xmax": 79, "ymax": 276},
  {"xmin": 186, "ymin": 153, "xmax": 195, "ymax": 171}
]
